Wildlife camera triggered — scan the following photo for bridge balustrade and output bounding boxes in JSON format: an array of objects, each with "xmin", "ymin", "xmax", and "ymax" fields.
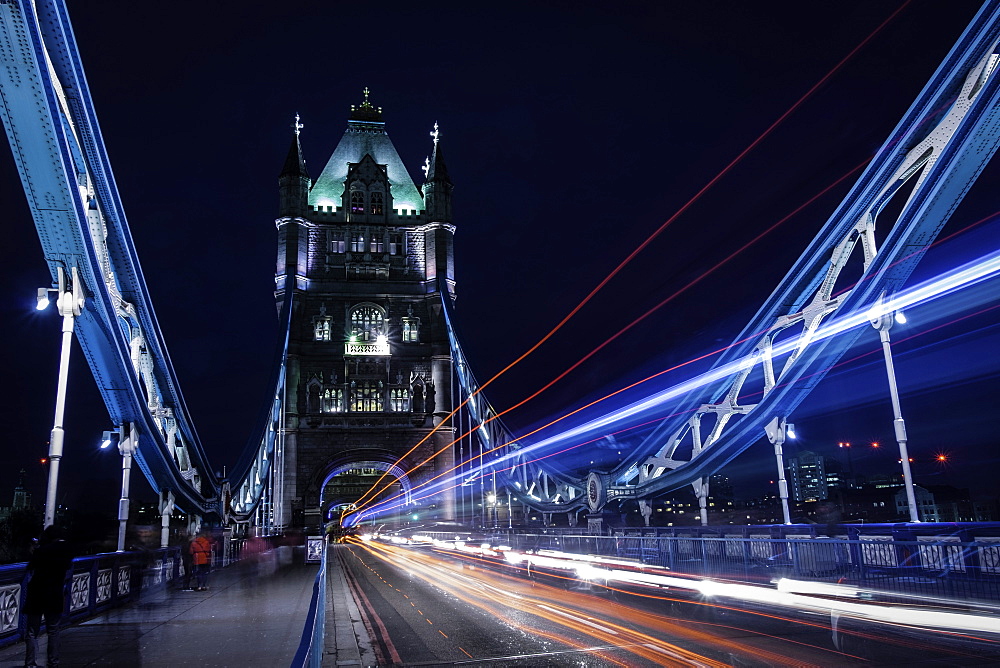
[
  {"xmin": 0, "ymin": 548, "xmax": 181, "ymax": 649},
  {"xmin": 494, "ymin": 530, "xmax": 1000, "ymax": 604}
]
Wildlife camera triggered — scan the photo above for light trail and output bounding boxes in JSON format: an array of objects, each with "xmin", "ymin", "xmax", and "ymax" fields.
[
  {"xmin": 349, "ymin": 204, "xmax": 1000, "ymax": 523},
  {"xmin": 351, "ymin": 159, "xmax": 868, "ymax": 517},
  {"xmin": 347, "ymin": 7, "xmax": 908, "ymax": 514},
  {"xmin": 351, "ymin": 247, "xmax": 1000, "ymax": 523},
  {"xmin": 349, "ymin": 537, "xmax": 845, "ymax": 666}
]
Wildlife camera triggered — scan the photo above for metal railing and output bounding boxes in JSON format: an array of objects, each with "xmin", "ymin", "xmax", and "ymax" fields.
[
  {"xmin": 0, "ymin": 547, "xmax": 181, "ymax": 648},
  {"xmin": 497, "ymin": 532, "xmax": 1000, "ymax": 604},
  {"xmin": 291, "ymin": 539, "xmax": 327, "ymax": 668}
]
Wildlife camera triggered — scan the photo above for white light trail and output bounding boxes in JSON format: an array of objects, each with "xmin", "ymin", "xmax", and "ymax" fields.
[{"xmin": 350, "ymin": 249, "xmax": 1000, "ymax": 523}]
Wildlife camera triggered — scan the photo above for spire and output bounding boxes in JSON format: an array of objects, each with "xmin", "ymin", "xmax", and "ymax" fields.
[
  {"xmin": 349, "ymin": 87, "xmax": 383, "ymax": 123},
  {"xmin": 280, "ymin": 113, "xmax": 309, "ymax": 179},
  {"xmin": 279, "ymin": 114, "xmax": 311, "ymax": 216},
  {"xmin": 422, "ymin": 121, "xmax": 453, "ymax": 222},
  {"xmin": 425, "ymin": 122, "xmax": 451, "ymax": 184}
]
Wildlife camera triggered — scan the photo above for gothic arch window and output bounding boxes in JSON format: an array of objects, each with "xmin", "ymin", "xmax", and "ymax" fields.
[
  {"xmin": 322, "ymin": 388, "xmax": 344, "ymax": 412},
  {"xmin": 390, "ymin": 388, "xmax": 410, "ymax": 412},
  {"xmin": 313, "ymin": 304, "xmax": 332, "ymax": 341},
  {"xmin": 402, "ymin": 316, "xmax": 420, "ymax": 343},
  {"xmin": 350, "ymin": 303, "xmax": 386, "ymax": 342},
  {"xmin": 370, "ymin": 191, "xmax": 384, "ymax": 216},
  {"xmin": 350, "ymin": 191, "xmax": 365, "ymax": 214},
  {"xmin": 306, "ymin": 380, "xmax": 321, "ymax": 413},
  {"xmin": 314, "ymin": 317, "xmax": 331, "ymax": 341},
  {"xmin": 351, "ymin": 380, "xmax": 383, "ymax": 412},
  {"xmin": 369, "ymin": 232, "xmax": 384, "ymax": 254}
]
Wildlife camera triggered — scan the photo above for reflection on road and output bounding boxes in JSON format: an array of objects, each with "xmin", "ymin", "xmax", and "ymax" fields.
[{"xmin": 348, "ymin": 537, "xmax": 881, "ymax": 666}]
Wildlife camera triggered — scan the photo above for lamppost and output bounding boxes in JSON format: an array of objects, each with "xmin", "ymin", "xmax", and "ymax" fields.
[
  {"xmin": 765, "ymin": 417, "xmax": 795, "ymax": 525},
  {"xmin": 870, "ymin": 298, "xmax": 920, "ymax": 523},
  {"xmin": 116, "ymin": 423, "xmax": 138, "ymax": 552},
  {"xmin": 37, "ymin": 267, "xmax": 85, "ymax": 528}
]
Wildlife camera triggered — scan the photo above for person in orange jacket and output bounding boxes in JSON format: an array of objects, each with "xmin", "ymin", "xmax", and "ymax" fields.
[{"xmin": 189, "ymin": 530, "xmax": 213, "ymax": 591}]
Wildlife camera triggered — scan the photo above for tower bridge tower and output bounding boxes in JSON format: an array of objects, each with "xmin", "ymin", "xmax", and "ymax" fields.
[{"xmin": 275, "ymin": 92, "xmax": 456, "ymax": 530}]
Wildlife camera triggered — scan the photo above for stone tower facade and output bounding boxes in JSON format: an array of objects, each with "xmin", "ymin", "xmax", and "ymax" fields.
[{"xmin": 274, "ymin": 94, "xmax": 456, "ymax": 529}]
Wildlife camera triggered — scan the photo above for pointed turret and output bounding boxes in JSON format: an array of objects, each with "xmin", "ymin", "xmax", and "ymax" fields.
[
  {"xmin": 422, "ymin": 121, "xmax": 453, "ymax": 222},
  {"xmin": 278, "ymin": 114, "xmax": 310, "ymax": 216}
]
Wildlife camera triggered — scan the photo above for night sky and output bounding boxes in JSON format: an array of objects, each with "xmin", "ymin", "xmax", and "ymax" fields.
[{"xmin": 1, "ymin": 1, "xmax": 998, "ymax": 517}]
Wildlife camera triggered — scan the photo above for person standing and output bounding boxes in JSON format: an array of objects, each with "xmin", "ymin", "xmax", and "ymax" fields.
[
  {"xmin": 178, "ymin": 531, "xmax": 194, "ymax": 591},
  {"xmin": 189, "ymin": 531, "xmax": 213, "ymax": 591},
  {"xmin": 24, "ymin": 526, "xmax": 74, "ymax": 668}
]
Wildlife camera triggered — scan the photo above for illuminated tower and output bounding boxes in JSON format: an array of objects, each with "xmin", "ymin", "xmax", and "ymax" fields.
[{"xmin": 275, "ymin": 91, "xmax": 456, "ymax": 529}]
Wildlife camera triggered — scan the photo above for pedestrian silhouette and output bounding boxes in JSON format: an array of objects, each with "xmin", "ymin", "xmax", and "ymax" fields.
[{"xmin": 24, "ymin": 525, "xmax": 74, "ymax": 668}]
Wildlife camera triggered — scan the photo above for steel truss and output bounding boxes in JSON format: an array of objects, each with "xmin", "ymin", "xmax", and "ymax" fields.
[
  {"xmin": 0, "ymin": 0, "xmax": 283, "ymax": 527},
  {"xmin": 447, "ymin": 2, "xmax": 1000, "ymax": 519}
]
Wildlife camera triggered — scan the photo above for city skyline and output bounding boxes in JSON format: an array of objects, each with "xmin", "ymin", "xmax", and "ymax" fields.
[{"xmin": 1, "ymin": 1, "xmax": 998, "ymax": 516}]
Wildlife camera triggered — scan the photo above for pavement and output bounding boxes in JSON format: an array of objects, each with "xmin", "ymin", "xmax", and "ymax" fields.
[{"xmin": 0, "ymin": 549, "xmax": 321, "ymax": 667}]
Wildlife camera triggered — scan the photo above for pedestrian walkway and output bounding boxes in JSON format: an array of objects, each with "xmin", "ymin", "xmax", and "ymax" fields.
[
  {"xmin": 323, "ymin": 544, "xmax": 375, "ymax": 667},
  {"xmin": 0, "ymin": 551, "xmax": 318, "ymax": 667}
]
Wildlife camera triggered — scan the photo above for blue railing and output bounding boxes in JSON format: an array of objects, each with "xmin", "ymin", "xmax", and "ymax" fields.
[
  {"xmin": 497, "ymin": 531, "xmax": 1000, "ymax": 604},
  {"xmin": 0, "ymin": 547, "xmax": 181, "ymax": 648},
  {"xmin": 291, "ymin": 539, "xmax": 327, "ymax": 668}
]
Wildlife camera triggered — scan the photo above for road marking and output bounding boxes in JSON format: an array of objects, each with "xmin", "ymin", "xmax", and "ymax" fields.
[{"xmin": 536, "ymin": 604, "xmax": 619, "ymax": 635}]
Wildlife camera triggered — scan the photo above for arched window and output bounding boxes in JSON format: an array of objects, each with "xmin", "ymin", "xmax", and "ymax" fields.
[
  {"xmin": 350, "ymin": 191, "xmax": 365, "ymax": 214},
  {"xmin": 390, "ymin": 388, "xmax": 410, "ymax": 412},
  {"xmin": 402, "ymin": 316, "xmax": 420, "ymax": 343},
  {"xmin": 351, "ymin": 380, "xmax": 383, "ymax": 412},
  {"xmin": 322, "ymin": 388, "xmax": 344, "ymax": 412},
  {"xmin": 314, "ymin": 317, "xmax": 331, "ymax": 341},
  {"xmin": 350, "ymin": 304, "xmax": 385, "ymax": 342},
  {"xmin": 370, "ymin": 192, "xmax": 384, "ymax": 216}
]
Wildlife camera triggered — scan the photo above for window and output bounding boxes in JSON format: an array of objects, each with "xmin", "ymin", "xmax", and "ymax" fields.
[
  {"xmin": 369, "ymin": 235, "xmax": 384, "ymax": 253},
  {"xmin": 322, "ymin": 388, "xmax": 344, "ymax": 412},
  {"xmin": 370, "ymin": 192, "xmax": 384, "ymax": 215},
  {"xmin": 351, "ymin": 231, "xmax": 365, "ymax": 253},
  {"xmin": 330, "ymin": 230, "xmax": 345, "ymax": 254},
  {"xmin": 351, "ymin": 381, "xmax": 383, "ymax": 412},
  {"xmin": 350, "ymin": 191, "xmax": 365, "ymax": 214},
  {"xmin": 389, "ymin": 233, "xmax": 403, "ymax": 256},
  {"xmin": 402, "ymin": 317, "xmax": 420, "ymax": 343},
  {"xmin": 390, "ymin": 388, "xmax": 409, "ymax": 412},
  {"xmin": 350, "ymin": 304, "xmax": 385, "ymax": 341},
  {"xmin": 314, "ymin": 317, "xmax": 331, "ymax": 341}
]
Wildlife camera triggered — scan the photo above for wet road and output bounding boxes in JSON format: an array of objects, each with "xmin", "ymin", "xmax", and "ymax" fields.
[{"xmin": 338, "ymin": 539, "xmax": 1000, "ymax": 667}]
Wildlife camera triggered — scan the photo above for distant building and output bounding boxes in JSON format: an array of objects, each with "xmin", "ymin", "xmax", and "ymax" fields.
[
  {"xmin": 787, "ymin": 451, "xmax": 827, "ymax": 502},
  {"xmin": 0, "ymin": 469, "xmax": 32, "ymax": 521}
]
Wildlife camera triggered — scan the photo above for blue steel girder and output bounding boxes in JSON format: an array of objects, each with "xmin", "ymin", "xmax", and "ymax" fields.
[
  {"xmin": 444, "ymin": 2, "xmax": 1000, "ymax": 517},
  {"xmin": 597, "ymin": 2, "xmax": 1000, "ymax": 507},
  {"xmin": 0, "ymin": 0, "xmax": 278, "ymax": 521},
  {"xmin": 441, "ymin": 286, "xmax": 588, "ymax": 515}
]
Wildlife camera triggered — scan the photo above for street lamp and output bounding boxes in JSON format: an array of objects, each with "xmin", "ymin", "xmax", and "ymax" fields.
[
  {"xmin": 764, "ymin": 417, "xmax": 794, "ymax": 525},
  {"xmin": 869, "ymin": 294, "xmax": 919, "ymax": 523},
  {"xmin": 37, "ymin": 267, "xmax": 85, "ymax": 528}
]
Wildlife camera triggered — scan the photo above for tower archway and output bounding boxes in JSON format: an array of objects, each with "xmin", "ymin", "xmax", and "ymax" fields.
[{"xmin": 319, "ymin": 460, "xmax": 413, "ymax": 525}]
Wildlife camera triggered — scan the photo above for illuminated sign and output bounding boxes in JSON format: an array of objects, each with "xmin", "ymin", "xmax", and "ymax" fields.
[{"xmin": 344, "ymin": 341, "xmax": 389, "ymax": 356}]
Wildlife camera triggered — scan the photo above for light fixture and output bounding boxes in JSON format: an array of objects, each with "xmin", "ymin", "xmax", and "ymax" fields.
[
  {"xmin": 100, "ymin": 429, "xmax": 120, "ymax": 449},
  {"xmin": 894, "ymin": 311, "xmax": 907, "ymax": 324},
  {"xmin": 785, "ymin": 423, "xmax": 796, "ymax": 439},
  {"xmin": 36, "ymin": 288, "xmax": 50, "ymax": 310}
]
